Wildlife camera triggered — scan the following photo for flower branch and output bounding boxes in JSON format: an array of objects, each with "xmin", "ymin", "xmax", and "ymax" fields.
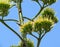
[
  {"xmin": 3, "ymin": 19, "xmax": 18, "ymax": 22},
  {"xmin": 23, "ymin": 17, "xmax": 33, "ymax": 21},
  {"xmin": 29, "ymin": 33, "xmax": 38, "ymax": 39},
  {"xmin": 0, "ymin": 19, "xmax": 24, "ymax": 41},
  {"xmin": 32, "ymin": 4, "xmax": 49, "ymax": 20}
]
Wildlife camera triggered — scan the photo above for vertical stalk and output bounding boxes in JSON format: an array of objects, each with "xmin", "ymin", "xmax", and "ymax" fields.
[
  {"xmin": 37, "ymin": 39, "xmax": 41, "ymax": 47},
  {"xmin": 16, "ymin": 0, "xmax": 27, "ymax": 47},
  {"xmin": 37, "ymin": 31, "xmax": 41, "ymax": 47},
  {"xmin": 16, "ymin": 0, "xmax": 23, "ymax": 25}
]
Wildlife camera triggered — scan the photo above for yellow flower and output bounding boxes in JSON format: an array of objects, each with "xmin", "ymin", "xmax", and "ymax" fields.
[
  {"xmin": 0, "ymin": 0, "xmax": 10, "ymax": 4},
  {"xmin": 0, "ymin": 0, "xmax": 10, "ymax": 16},
  {"xmin": 20, "ymin": 21, "xmax": 33, "ymax": 33},
  {"xmin": 36, "ymin": 16, "xmax": 54, "ymax": 25},
  {"xmin": 43, "ymin": 17, "xmax": 54, "ymax": 25},
  {"xmin": 33, "ymin": 16, "xmax": 54, "ymax": 32}
]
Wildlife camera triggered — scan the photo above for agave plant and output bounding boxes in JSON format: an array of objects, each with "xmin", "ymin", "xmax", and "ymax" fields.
[{"xmin": 0, "ymin": 0, "xmax": 58, "ymax": 47}]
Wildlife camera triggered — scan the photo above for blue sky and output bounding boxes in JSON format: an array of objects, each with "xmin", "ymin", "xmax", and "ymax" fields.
[{"xmin": 0, "ymin": 0, "xmax": 60, "ymax": 47}]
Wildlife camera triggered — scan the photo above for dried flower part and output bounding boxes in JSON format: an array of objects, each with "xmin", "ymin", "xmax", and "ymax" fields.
[
  {"xmin": 0, "ymin": 0, "xmax": 10, "ymax": 16},
  {"xmin": 20, "ymin": 21, "xmax": 33, "ymax": 33}
]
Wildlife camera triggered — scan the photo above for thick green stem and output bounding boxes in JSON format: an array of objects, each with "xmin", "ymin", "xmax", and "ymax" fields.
[
  {"xmin": 16, "ymin": 1, "xmax": 27, "ymax": 47},
  {"xmin": 16, "ymin": 0, "xmax": 23, "ymax": 25},
  {"xmin": 37, "ymin": 30, "xmax": 41, "ymax": 47}
]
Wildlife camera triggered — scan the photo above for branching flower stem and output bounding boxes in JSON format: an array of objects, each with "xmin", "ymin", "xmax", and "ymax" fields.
[
  {"xmin": 3, "ymin": 19, "xmax": 18, "ymax": 22},
  {"xmin": 30, "ymin": 33, "xmax": 38, "ymax": 39},
  {"xmin": 32, "ymin": 4, "xmax": 49, "ymax": 20},
  {"xmin": 23, "ymin": 17, "xmax": 33, "ymax": 21},
  {"xmin": 37, "ymin": 31, "xmax": 47, "ymax": 47},
  {"xmin": 0, "ymin": 19, "xmax": 24, "ymax": 41},
  {"xmin": 16, "ymin": 0, "xmax": 27, "ymax": 47},
  {"xmin": 37, "ymin": 31, "xmax": 41, "ymax": 47}
]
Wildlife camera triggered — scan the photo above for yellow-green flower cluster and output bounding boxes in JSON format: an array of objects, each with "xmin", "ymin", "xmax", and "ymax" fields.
[
  {"xmin": 0, "ymin": 0, "xmax": 10, "ymax": 16},
  {"xmin": 11, "ymin": 39, "xmax": 34, "ymax": 47},
  {"xmin": 33, "ymin": 16, "xmax": 54, "ymax": 32},
  {"xmin": 20, "ymin": 15, "xmax": 58, "ymax": 33},
  {"xmin": 42, "ymin": 0, "xmax": 56, "ymax": 5},
  {"xmin": 41, "ymin": 8, "xmax": 55, "ymax": 18},
  {"xmin": 0, "ymin": 0, "xmax": 10, "ymax": 4},
  {"xmin": 19, "ymin": 39, "xmax": 34, "ymax": 47},
  {"xmin": 20, "ymin": 7, "xmax": 58, "ymax": 33},
  {"xmin": 20, "ymin": 21, "xmax": 33, "ymax": 33},
  {"xmin": 41, "ymin": 8, "xmax": 58, "ymax": 23}
]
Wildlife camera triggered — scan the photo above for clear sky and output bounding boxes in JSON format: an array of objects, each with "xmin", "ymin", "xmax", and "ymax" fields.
[{"xmin": 0, "ymin": 0, "xmax": 60, "ymax": 47}]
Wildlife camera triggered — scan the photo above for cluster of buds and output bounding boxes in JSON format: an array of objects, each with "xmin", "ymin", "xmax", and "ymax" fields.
[
  {"xmin": 20, "ymin": 16, "xmax": 57, "ymax": 33},
  {"xmin": 20, "ymin": 21, "xmax": 33, "ymax": 33},
  {"xmin": 33, "ymin": 16, "xmax": 54, "ymax": 32},
  {"xmin": 41, "ymin": 7, "xmax": 58, "ymax": 23},
  {"xmin": 0, "ymin": 0, "xmax": 11, "ymax": 16},
  {"xmin": 41, "ymin": 0, "xmax": 56, "ymax": 5}
]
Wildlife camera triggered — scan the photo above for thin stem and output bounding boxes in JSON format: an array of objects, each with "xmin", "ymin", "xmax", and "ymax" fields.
[
  {"xmin": 32, "ymin": 4, "xmax": 48, "ymax": 20},
  {"xmin": 0, "ymin": 19, "xmax": 23, "ymax": 41},
  {"xmin": 32, "ymin": 0, "xmax": 42, "ymax": 7},
  {"xmin": 41, "ymin": 32, "xmax": 47, "ymax": 39},
  {"xmin": 32, "ymin": 7, "xmax": 43, "ymax": 20},
  {"xmin": 38, "ymin": 1, "xmax": 42, "ymax": 7},
  {"xmin": 3, "ymin": 19, "xmax": 18, "ymax": 22},
  {"xmin": 23, "ymin": 17, "xmax": 33, "ymax": 21},
  {"xmin": 30, "ymin": 33, "xmax": 38, "ymax": 39},
  {"xmin": 37, "ymin": 31, "xmax": 47, "ymax": 47}
]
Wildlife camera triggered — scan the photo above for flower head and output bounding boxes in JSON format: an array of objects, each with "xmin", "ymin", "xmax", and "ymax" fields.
[
  {"xmin": 20, "ymin": 21, "xmax": 33, "ymax": 33},
  {"xmin": 0, "ymin": 0, "xmax": 11, "ymax": 16},
  {"xmin": 33, "ymin": 16, "xmax": 54, "ymax": 32},
  {"xmin": 41, "ymin": 0, "xmax": 56, "ymax": 5}
]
